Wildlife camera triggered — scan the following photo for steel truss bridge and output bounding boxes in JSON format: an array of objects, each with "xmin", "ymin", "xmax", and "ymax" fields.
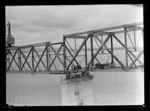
[{"xmin": 6, "ymin": 22, "xmax": 144, "ymax": 78}]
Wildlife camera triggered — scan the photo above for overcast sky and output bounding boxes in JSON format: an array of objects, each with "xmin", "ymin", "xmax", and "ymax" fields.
[{"xmin": 5, "ymin": 5, "xmax": 143, "ymax": 46}]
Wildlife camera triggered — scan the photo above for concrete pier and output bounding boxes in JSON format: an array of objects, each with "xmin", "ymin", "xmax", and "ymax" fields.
[{"xmin": 61, "ymin": 75, "xmax": 94, "ymax": 106}]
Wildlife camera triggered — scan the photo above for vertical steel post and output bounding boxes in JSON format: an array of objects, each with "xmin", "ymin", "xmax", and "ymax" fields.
[
  {"xmin": 101, "ymin": 35, "xmax": 104, "ymax": 54},
  {"xmin": 18, "ymin": 48, "xmax": 21, "ymax": 71},
  {"xmin": 5, "ymin": 50, "xmax": 7, "ymax": 71},
  {"xmin": 110, "ymin": 34, "xmax": 114, "ymax": 64},
  {"xmin": 46, "ymin": 45, "xmax": 49, "ymax": 71},
  {"xmin": 6, "ymin": 53, "xmax": 8, "ymax": 71},
  {"xmin": 90, "ymin": 35, "xmax": 94, "ymax": 66},
  {"xmin": 63, "ymin": 36, "xmax": 66, "ymax": 71},
  {"xmin": 75, "ymin": 37, "xmax": 77, "ymax": 53},
  {"xmin": 85, "ymin": 40, "xmax": 87, "ymax": 67},
  {"xmin": 6, "ymin": 50, "xmax": 10, "ymax": 71},
  {"xmin": 8, "ymin": 51, "xmax": 10, "ymax": 70},
  {"xmin": 32, "ymin": 46, "xmax": 34, "ymax": 72},
  {"xmin": 124, "ymin": 27, "xmax": 128, "ymax": 68},
  {"xmin": 134, "ymin": 29, "xmax": 136, "ymax": 51}
]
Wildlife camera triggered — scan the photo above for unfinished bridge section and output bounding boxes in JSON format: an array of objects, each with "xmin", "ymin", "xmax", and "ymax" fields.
[{"xmin": 6, "ymin": 22, "xmax": 144, "ymax": 77}]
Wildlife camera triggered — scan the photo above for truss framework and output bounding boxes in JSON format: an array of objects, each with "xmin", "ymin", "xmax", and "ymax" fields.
[{"xmin": 6, "ymin": 22, "xmax": 144, "ymax": 74}]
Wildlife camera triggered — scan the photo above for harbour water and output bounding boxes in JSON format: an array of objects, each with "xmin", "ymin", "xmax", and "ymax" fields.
[{"xmin": 6, "ymin": 71, "xmax": 144, "ymax": 106}]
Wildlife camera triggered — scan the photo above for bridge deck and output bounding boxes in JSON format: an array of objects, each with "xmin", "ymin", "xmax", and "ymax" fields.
[{"xmin": 6, "ymin": 66, "xmax": 144, "ymax": 75}]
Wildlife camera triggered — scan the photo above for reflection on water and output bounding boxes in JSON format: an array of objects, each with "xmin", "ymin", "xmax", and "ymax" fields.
[{"xmin": 6, "ymin": 71, "xmax": 144, "ymax": 106}]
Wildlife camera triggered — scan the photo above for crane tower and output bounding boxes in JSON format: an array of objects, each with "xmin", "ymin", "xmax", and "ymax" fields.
[{"xmin": 6, "ymin": 21, "xmax": 15, "ymax": 47}]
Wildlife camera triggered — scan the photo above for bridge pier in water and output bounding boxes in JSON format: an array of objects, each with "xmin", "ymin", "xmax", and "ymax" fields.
[{"xmin": 61, "ymin": 72, "xmax": 94, "ymax": 106}]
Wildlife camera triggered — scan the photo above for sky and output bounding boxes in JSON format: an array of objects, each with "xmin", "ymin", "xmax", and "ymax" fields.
[{"xmin": 5, "ymin": 5, "xmax": 143, "ymax": 46}]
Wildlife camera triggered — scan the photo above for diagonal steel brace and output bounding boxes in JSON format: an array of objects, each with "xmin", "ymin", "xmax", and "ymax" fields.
[{"xmin": 94, "ymin": 34, "xmax": 125, "ymax": 69}]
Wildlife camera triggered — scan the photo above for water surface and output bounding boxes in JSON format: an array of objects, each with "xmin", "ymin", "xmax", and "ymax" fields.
[{"xmin": 6, "ymin": 71, "xmax": 144, "ymax": 106}]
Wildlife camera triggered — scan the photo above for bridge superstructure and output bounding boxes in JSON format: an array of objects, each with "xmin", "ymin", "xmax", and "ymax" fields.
[{"xmin": 6, "ymin": 22, "xmax": 144, "ymax": 78}]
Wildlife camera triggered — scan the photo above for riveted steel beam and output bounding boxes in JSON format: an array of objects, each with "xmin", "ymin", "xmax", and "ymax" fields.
[
  {"xmin": 64, "ymin": 22, "xmax": 143, "ymax": 37},
  {"xmin": 65, "ymin": 35, "xmax": 86, "ymax": 39}
]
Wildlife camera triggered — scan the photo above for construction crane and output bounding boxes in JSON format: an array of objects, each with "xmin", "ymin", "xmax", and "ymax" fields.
[{"xmin": 6, "ymin": 21, "xmax": 15, "ymax": 47}]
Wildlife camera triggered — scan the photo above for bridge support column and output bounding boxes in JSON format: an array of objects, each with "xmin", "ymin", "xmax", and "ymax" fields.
[{"xmin": 61, "ymin": 74, "xmax": 94, "ymax": 106}]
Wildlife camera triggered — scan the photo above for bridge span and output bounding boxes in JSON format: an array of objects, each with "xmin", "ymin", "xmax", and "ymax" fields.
[{"xmin": 6, "ymin": 22, "xmax": 144, "ymax": 78}]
